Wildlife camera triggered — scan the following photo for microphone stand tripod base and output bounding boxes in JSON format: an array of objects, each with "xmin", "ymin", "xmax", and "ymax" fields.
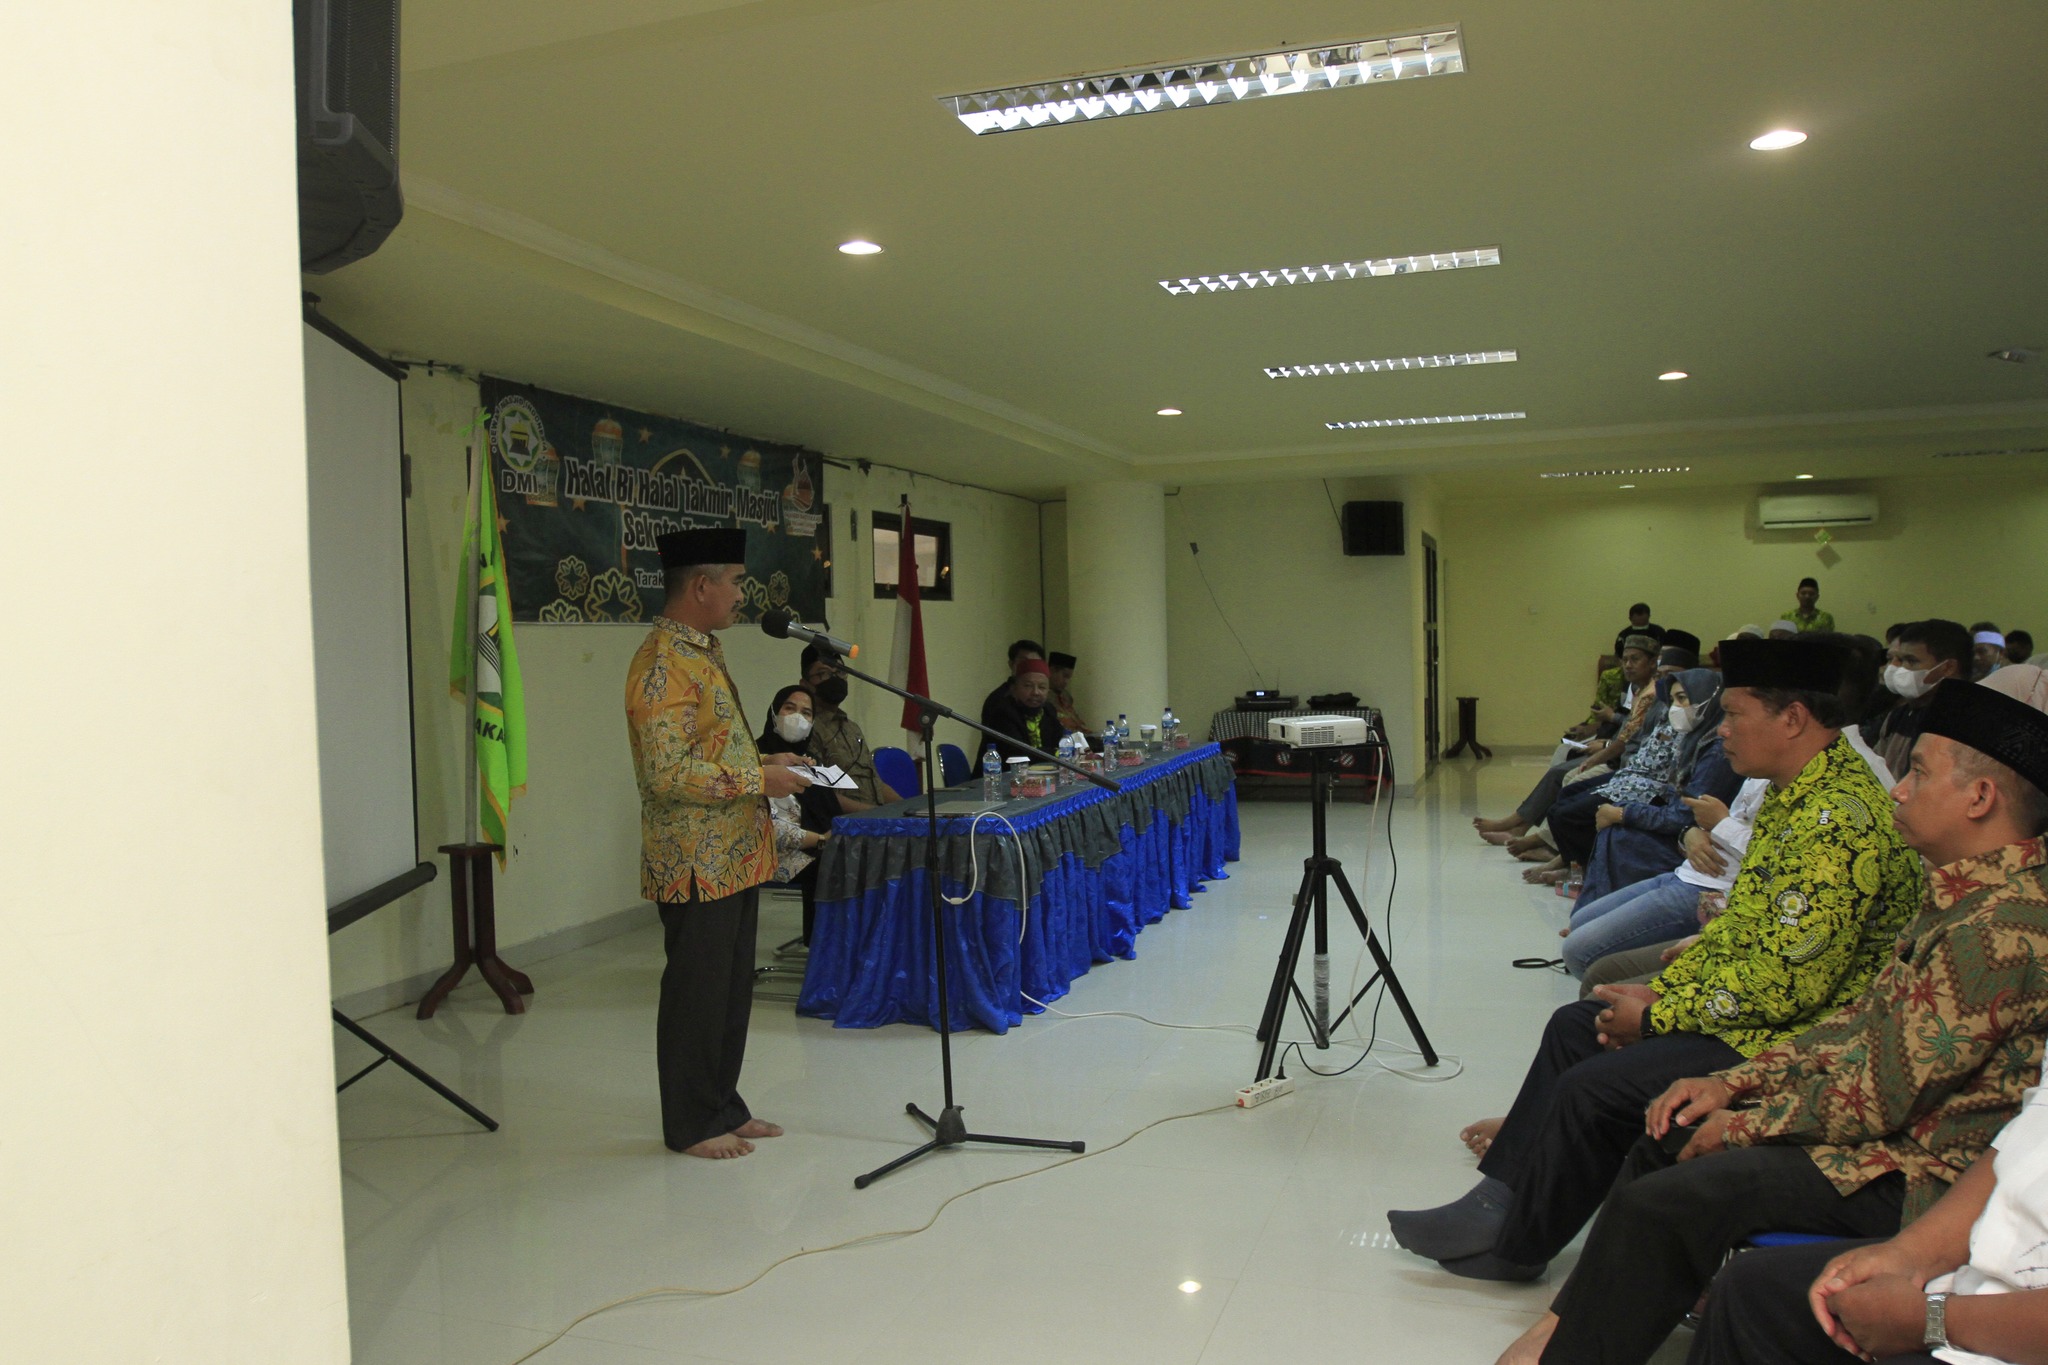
[
  {"xmin": 824, "ymin": 687, "xmax": 1100, "ymax": 1192},
  {"xmin": 853, "ymin": 1103, "xmax": 1085, "ymax": 1190}
]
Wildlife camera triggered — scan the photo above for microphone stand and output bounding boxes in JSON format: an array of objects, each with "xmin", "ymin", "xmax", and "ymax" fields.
[{"xmin": 795, "ymin": 644, "xmax": 1115, "ymax": 1190}]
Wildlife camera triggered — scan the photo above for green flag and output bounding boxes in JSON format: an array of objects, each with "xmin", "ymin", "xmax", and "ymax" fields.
[{"xmin": 450, "ymin": 449, "xmax": 528, "ymax": 863}]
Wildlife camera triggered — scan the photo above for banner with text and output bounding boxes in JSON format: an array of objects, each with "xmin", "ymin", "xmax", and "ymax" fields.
[{"xmin": 480, "ymin": 376, "xmax": 828, "ymax": 625}]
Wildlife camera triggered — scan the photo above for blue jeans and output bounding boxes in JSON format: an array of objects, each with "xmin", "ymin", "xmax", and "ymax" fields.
[{"xmin": 1560, "ymin": 871, "xmax": 1702, "ymax": 979}]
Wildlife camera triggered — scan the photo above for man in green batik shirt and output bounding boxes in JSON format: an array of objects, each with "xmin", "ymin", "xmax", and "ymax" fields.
[
  {"xmin": 1786, "ymin": 576, "xmax": 1837, "ymax": 634},
  {"xmin": 1389, "ymin": 637, "xmax": 1921, "ymax": 1286}
]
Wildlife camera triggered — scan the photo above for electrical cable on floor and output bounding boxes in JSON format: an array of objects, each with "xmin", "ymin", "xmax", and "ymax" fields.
[
  {"xmin": 503, "ymin": 1101, "xmax": 1234, "ymax": 1364},
  {"xmin": 1027, "ymin": 752, "xmax": 1462, "ymax": 1083}
]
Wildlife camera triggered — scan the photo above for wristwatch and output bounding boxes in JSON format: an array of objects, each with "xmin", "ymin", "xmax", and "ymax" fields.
[{"xmin": 1923, "ymin": 1290, "xmax": 1951, "ymax": 1350}]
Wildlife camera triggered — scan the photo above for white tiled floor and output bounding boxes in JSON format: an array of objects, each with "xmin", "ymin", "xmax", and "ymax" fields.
[{"xmin": 339, "ymin": 759, "xmax": 1641, "ymax": 1364}]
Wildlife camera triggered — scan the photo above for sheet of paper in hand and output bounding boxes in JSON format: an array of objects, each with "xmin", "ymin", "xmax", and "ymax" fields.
[{"xmin": 790, "ymin": 764, "xmax": 858, "ymax": 790}]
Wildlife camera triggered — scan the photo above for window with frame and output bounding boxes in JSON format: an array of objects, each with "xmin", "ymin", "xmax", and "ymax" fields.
[{"xmin": 870, "ymin": 511, "xmax": 952, "ymax": 601}]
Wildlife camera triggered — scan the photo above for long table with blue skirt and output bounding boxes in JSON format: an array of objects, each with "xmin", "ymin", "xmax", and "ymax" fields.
[{"xmin": 797, "ymin": 743, "xmax": 1240, "ymax": 1033}]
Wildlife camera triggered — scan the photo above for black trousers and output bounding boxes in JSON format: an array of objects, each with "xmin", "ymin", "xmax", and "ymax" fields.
[
  {"xmin": 1549, "ymin": 784, "xmax": 1607, "ymax": 867},
  {"xmin": 657, "ymin": 889, "xmax": 759, "ymax": 1150},
  {"xmin": 1545, "ymin": 1142, "xmax": 1905, "ymax": 1365},
  {"xmin": 1519, "ymin": 762, "xmax": 1601, "ymax": 826},
  {"xmin": 1479, "ymin": 999, "xmax": 1743, "ymax": 1264},
  {"xmin": 1687, "ymin": 1239, "xmax": 1939, "ymax": 1365}
]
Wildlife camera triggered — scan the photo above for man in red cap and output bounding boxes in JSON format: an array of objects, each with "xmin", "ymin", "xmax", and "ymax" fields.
[{"xmin": 983, "ymin": 657, "xmax": 1065, "ymax": 762}]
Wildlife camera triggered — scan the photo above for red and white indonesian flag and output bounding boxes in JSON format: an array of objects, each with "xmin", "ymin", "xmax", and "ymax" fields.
[{"xmin": 889, "ymin": 494, "xmax": 929, "ymax": 734}]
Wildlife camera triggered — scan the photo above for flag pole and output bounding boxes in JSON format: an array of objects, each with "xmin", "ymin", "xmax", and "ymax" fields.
[{"xmin": 463, "ymin": 442, "xmax": 482, "ymax": 845}]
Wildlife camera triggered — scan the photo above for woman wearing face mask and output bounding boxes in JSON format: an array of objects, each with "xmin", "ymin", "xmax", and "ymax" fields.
[
  {"xmin": 757, "ymin": 685, "xmax": 872, "ymax": 944},
  {"xmin": 1542, "ymin": 670, "xmax": 1734, "ymax": 884}
]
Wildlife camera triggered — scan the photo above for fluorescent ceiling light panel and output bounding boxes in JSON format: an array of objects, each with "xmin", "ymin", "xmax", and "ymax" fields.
[
  {"xmin": 1327, "ymin": 411, "xmax": 1525, "ymax": 430},
  {"xmin": 1540, "ymin": 466, "xmax": 1691, "ymax": 479},
  {"xmin": 1163, "ymin": 246, "xmax": 1499, "ymax": 296},
  {"xmin": 1267, "ymin": 350, "xmax": 1516, "ymax": 379},
  {"xmin": 941, "ymin": 28, "xmax": 1463, "ymax": 135}
]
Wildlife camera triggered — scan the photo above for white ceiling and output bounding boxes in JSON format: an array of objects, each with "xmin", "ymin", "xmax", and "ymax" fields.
[{"xmin": 313, "ymin": 0, "xmax": 2048, "ymax": 499}]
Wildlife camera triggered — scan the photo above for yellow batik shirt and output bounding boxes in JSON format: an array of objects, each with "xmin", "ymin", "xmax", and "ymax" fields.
[
  {"xmin": 625, "ymin": 617, "xmax": 776, "ymax": 903},
  {"xmin": 1716, "ymin": 838, "xmax": 2048, "ymax": 1223},
  {"xmin": 1646, "ymin": 735, "xmax": 1923, "ymax": 1057}
]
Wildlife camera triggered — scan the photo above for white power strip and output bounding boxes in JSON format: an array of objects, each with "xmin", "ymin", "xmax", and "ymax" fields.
[{"xmin": 1235, "ymin": 1076, "xmax": 1294, "ymax": 1108}]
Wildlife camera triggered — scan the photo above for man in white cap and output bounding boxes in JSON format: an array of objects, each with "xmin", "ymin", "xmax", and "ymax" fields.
[{"xmin": 1971, "ymin": 623, "xmax": 2008, "ymax": 680}]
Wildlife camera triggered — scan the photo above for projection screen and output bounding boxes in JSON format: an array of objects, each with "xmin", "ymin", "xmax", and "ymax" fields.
[{"xmin": 301, "ymin": 318, "xmax": 429, "ymax": 925}]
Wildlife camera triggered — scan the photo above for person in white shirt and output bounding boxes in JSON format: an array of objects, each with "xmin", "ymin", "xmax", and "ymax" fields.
[{"xmin": 1691, "ymin": 1085, "xmax": 2048, "ymax": 1365}]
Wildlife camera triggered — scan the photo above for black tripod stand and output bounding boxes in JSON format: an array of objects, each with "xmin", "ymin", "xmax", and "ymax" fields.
[
  {"xmin": 770, "ymin": 637, "xmax": 1114, "ymax": 1189},
  {"xmin": 1254, "ymin": 746, "xmax": 1437, "ymax": 1080}
]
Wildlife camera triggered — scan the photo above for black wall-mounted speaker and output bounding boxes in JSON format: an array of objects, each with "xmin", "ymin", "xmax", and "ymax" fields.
[
  {"xmin": 1341, "ymin": 500, "xmax": 1405, "ymax": 556},
  {"xmin": 296, "ymin": 0, "xmax": 403, "ymax": 274}
]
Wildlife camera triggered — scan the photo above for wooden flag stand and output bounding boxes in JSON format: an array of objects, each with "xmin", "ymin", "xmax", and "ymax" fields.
[
  {"xmin": 418, "ymin": 440, "xmax": 533, "ymax": 1020},
  {"xmin": 416, "ymin": 841, "xmax": 531, "ymax": 1018}
]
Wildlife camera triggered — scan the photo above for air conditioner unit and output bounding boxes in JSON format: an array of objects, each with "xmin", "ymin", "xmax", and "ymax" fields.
[{"xmin": 1756, "ymin": 492, "xmax": 1879, "ymax": 529}]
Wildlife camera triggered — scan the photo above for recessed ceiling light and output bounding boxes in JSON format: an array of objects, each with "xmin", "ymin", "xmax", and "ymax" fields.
[
  {"xmin": 1540, "ymin": 466, "xmax": 1691, "ymax": 479},
  {"xmin": 1178, "ymin": 1281, "xmax": 1203, "ymax": 1295},
  {"xmin": 940, "ymin": 28, "xmax": 1464, "ymax": 135},
  {"xmin": 1658, "ymin": 370, "xmax": 1689, "ymax": 381},
  {"xmin": 1795, "ymin": 473, "xmax": 1815, "ymax": 480},
  {"xmin": 1326, "ymin": 411, "xmax": 1525, "ymax": 431},
  {"xmin": 1266, "ymin": 350, "xmax": 1517, "ymax": 379},
  {"xmin": 1748, "ymin": 129, "xmax": 1807, "ymax": 151},
  {"xmin": 1163, "ymin": 246, "xmax": 1498, "ymax": 296},
  {"xmin": 1988, "ymin": 347, "xmax": 2038, "ymax": 364},
  {"xmin": 1619, "ymin": 484, "xmax": 1636, "ymax": 489},
  {"xmin": 837, "ymin": 239, "xmax": 884, "ymax": 256},
  {"xmin": 1156, "ymin": 407, "xmax": 1183, "ymax": 416}
]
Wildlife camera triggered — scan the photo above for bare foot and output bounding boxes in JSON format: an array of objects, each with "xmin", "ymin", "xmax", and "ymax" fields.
[
  {"xmin": 1479, "ymin": 830, "xmax": 1516, "ymax": 846},
  {"xmin": 1474, "ymin": 815, "xmax": 1528, "ymax": 835},
  {"xmin": 1506, "ymin": 832, "xmax": 1552, "ymax": 857},
  {"xmin": 1496, "ymin": 1312, "xmax": 1558, "ymax": 1365},
  {"xmin": 1523, "ymin": 861, "xmax": 1566, "ymax": 885},
  {"xmin": 681, "ymin": 1133, "xmax": 755, "ymax": 1159},
  {"xmin": 732, "ymin": 1119, "xmax": 784, "ymax": 1139},
  {"xmin": 1460, "ymin": 1118, "xmax": 1502, "ymax": 1157}
]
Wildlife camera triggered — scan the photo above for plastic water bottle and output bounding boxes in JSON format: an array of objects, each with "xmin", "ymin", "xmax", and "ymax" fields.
[
  {"xmin": 1117, "ymin": 713, "xmax": 1130, "ymax": 743},
  {"xmin": 1161, "ymin": 706, "xmax": 1176, "ymax": 743},
  {"xmin": 982, "ymin": 745, "xmax": 1002, "ymax": 800},
  {"xmin": 1102, "ymin": 720, "xmax": 1119, "ymax": 767}
]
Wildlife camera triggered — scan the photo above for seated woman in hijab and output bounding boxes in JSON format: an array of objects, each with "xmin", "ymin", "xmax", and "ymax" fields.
[
  {"xmin": 1527, "ymin": 669, "xmax": 1730, "ymax": 886},
  {"xmin": 757, "ymin": 684, "xmax": 875, "ymax": 944}
]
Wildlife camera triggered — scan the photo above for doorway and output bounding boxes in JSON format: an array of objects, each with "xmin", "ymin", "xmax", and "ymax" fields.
[{"xmin": 1423, "ymin": 532, "xmax": 1442, "ymax": 770}]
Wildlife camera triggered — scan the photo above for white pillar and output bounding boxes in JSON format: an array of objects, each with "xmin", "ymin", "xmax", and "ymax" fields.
[
  {"xmin": 1065, "ymin": 482, "xmax": 1170, "ymax": 730},
  {"xmin": 1, "ymin": 5, "xmax": 351, "ymax": 1361}
]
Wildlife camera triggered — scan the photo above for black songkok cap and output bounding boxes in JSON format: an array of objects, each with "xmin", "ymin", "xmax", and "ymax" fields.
[
  {"xmin": 656, "ymin": 527, "xmax": 748, "ymax": 569},
  {"xmin": 1720, "ymin": 636, "xmax": 1849, "ymax": 693},
  {"xmin": 1661, "ymin": 629, "xmax": 1702, "ymax": 658},
  {"xmin": 1047, "ymin": 652, "xmax": 1077, "ymax": 669},
  {"xmin": 1921, "ymin": 679, "xmax": 2048, "ymax": 796}
]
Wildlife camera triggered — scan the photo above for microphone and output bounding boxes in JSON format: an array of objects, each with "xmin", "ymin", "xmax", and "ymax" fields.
[{"xmin": 760, "ymin": 608, "xmax": 859, "ymax": 659}]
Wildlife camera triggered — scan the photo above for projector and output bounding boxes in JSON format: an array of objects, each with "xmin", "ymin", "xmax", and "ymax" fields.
[{"xmin": 1267, "ymin": 714, "xmax": 1369, "ymax": 748}]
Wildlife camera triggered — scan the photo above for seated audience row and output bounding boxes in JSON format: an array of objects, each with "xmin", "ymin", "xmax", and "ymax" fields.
[{"xmin": 1437, "ymin": 622, "xmax": 2048, "ymax": 1365}]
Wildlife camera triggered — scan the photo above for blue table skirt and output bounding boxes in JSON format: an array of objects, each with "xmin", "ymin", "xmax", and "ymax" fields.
[{"xmin": 797, "ymin": 749, "xmax": 1240, "ymax": 1032}]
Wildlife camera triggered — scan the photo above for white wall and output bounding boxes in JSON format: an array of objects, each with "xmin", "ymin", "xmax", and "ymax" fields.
[
  {"xmin": 1442, "ymin": 470, "xmax": 2048, "ymax": 747},
  {"xmin": 0, "ymin": 5, "xmax": 351, "ymax": 1361},
  {"xmin": 1161, "ymin": 478, "xmax": 1430, "ymax": 784},
  {"xmin": 328, "ymin": 371, "xmax": 1047, "ymax": 1003}
]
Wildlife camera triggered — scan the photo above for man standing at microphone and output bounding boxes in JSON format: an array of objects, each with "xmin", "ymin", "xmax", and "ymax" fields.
[{"xmin": 626, "ymin": 528, "xmax": 811, "ymax": 1158}]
